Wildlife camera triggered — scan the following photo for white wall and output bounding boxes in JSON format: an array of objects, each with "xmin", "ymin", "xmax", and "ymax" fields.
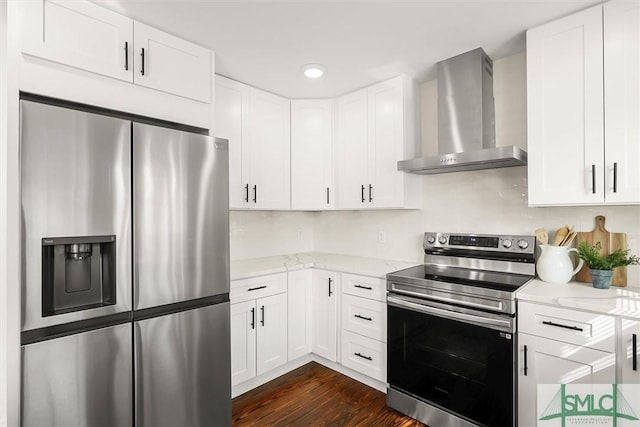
[{"xmin": 231, "ymin": 52, "xmax": 640, "ymax": 284}]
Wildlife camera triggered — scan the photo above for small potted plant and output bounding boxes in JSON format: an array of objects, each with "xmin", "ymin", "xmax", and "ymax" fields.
[{"xmin": 577, "ymin": 241, "xmax": 640, "ymax": 289}]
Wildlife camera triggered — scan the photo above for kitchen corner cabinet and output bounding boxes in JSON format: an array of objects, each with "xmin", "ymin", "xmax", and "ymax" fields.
[
  {"xmin": 21, "ymin": 0, "xmax": 212, "ymax": 103},
  {"xmin": 336, "ymin": 75, "xmax": 420, "ymax": 210},
  {"xmin": 287, "ymin": 270, "xmax": 312, "ymax": 361},
  {"xmin": 214, "ymin": 76, "xmax": 291, "ymax": 210},
  {"xmin": 230, "ymin": 274, "xmax": 288, "ymax": 386},
  {"xmin": 311, "ymin": 270, "xmax": 339, "ymax": 362},
  {"xmin": 527, "ymin": 0, "xmax": 640, "ymax": 206},
  {"xmin": 291, "ymin": 100, "xmax": 335, "ymax": 210}
]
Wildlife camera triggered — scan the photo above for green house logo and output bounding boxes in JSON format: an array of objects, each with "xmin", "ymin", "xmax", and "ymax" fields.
[{"xmin": 539, "ymin": 384, "xmax": 639, "ymax": 426}]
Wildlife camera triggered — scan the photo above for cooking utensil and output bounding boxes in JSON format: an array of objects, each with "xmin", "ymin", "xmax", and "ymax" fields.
[
  {"xmin": 575, "ymin": 215, "xmax": 628, "ymax": 286},
  {"xmin": 534, "ymin": 228, "xmax": 549, "ymax": 245},
  {"xmin": 553, "ymin": 226, "xmax": 569, "ymax": 246}
]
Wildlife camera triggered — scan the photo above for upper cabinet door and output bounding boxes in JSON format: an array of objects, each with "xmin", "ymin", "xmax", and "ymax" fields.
[
  {"xmin": 291, "ymin": 99, "xmax": 334, "ymax": 210},
  {"xmin": 215, "ymin": 76, "xmax": 251, "ymax": 209},
  {"xmin": 133, "ymin": 22, "xmax": 212, "ymax": 103},
  {"xmin": 527, "ymin": 5, "xmax": 604, "ymax": 206},
  {"xmin": 21, "ymin": 0, "xmax": 133, "ymax": 82},
  {"xmin": 367, "ymin": 77, "xmax": 405, "ymax": 209},
  {"xmin": 248, "ymin": 88, "xmax": 291, "ymax": 210},
  {"xmin": 604, "ymin": 0, "xmax": 640, "ymax": 204},
  {"xmin": 336, "ymin": 89, "xmax": 369, "ymax": 209}
]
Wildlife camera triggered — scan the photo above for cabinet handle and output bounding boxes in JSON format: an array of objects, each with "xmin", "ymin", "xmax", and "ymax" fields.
[
  {"xmin": 523, "ymin": 345, "xmax": 528, "ymax": 376},
  {"xmin": 260, "ymin": 305, "xmax": 265, "ymax": 326},
  {"xmin": 253, "ymin": 185, "xmax": 257, "ymax": 203},
  {"xmin": 613, "ymin": 162, "xmax": 618, "ymax": 194},
  {"xmin": 248, "ymin": 285, "xmax": 267, "ymax": 292},
  {"xmin": 354, "ymin": 352, "xmax": 372, "ymax": 361},
  {"xmin": 326, "ymin": 187, "xmax": 330, "ymax": 205},
  {"xmin": 244, "ymin": 184, "xmax": 249, "ymax": 202},
  {"xmin": 250, "ymin": 307, "xmax": 255, "ymax": 329},
  {"xmin": 354, "ymin": 314, "xmax": 372, "ymax": 321},
  {"xmin": 328, "ymin": 277, "xmax": 333, "ymax": 297},
  {"xmin": 633, "ymin": 333, "xmax": 637, "ymax": 371},
  {"xmin": 591, "ymin": 164, "xmax": 596, "ymax": 194},
  {"xmin": 354, "ymin": 284, "xmax": 372, "ymax": 290},
  {"xmin": 369, "ymin": 184, "xmax": 373, "ymax": 202},
  {"xmin": 124, "ymin": 42, "xmax": 129, "ymax": 71},
  {"xmin": 542, "ymin": 320, "xmax": 583, "ymax": 332},
  {"xmin": 361, "ymin": 185, "xmax": 365, "ymax": 203},
  {"xmin": 140, "ymin": 48, "xmax": 145, "ymax": 76}
]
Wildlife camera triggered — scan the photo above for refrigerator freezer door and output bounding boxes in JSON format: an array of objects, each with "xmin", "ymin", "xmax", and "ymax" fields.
[
  {"xmin": 20, "ymin": 100, "xmax": 132, "ymax": 331},
  {"xmin": 21, "ymin": 323, "xmax": 133, "ymax": 427},
  {"xmin": 134, "ymin": 302, "xmax": 231, "ymax": 427},
  {"xmin": 133, "ymin": 124, "xmax": 229, "ymax": 309}
]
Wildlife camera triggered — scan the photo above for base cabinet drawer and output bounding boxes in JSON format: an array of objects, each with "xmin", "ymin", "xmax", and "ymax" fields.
[
  {"xmin": 231, "ymin": 272, "xmax": 287, "ymax": 303},
  {"xmin": 518, "ymin": 301, "xmax": 615, "ymax": 352},
  {"xmin": 342, "ymin": 273, "xmax": 386, "ymax": 302},
  {"xmin": 341, "ymin": 330, "xmax": 386, "ymax": 382},
  {"xmin": 342, "ymin": 294, "xmax": 386, "ymax": 342}
]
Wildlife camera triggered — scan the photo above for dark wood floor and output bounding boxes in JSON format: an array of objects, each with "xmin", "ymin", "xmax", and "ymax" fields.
[{"xmin": 232, "ymin": 362, "xmax": 426, "ymax": 426}]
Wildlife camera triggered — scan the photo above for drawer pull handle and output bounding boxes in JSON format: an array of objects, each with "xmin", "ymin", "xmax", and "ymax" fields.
[
  {"xmin": 542, "ymin": 320, "xmax": 583, "ymax": 332},
  {"xmin": 248, "ymin": 285, "xmax": 267, "ymax": 291},
  {"xmin": 524, "ymin": 345, "xmax": 528, "ymax": 376},
  {"xmin": 354, "ymin": 352, "xmax": 372, "ymax": 361},
  {"xmin": 633, "ymin": 333, "xmax": 637, "ymax": 371},
  {"xmin": 354, "ymin": 284, "xmax": 372, "ymax": 290},
  {"xmin": 354, "ymin": 314, "xmax": 372, "ymax": 321}
]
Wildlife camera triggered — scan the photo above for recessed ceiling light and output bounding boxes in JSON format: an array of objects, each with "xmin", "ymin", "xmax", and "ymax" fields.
[{"xmin": 302, "ymin": 64, "xmax": 327, "ymax": 79}]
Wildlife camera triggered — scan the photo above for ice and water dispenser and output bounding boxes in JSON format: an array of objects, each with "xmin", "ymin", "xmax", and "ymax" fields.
[{"xmin": 41, "ymin": 235, "xmax": 116, "ymax": 316}]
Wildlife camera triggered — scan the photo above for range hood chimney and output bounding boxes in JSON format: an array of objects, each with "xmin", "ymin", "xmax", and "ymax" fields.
[{"xmin": 398, "ymin": 48, "xmax": 527, "ymax": 174}]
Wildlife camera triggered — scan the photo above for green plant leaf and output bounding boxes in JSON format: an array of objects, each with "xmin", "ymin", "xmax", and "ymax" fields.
[{"xmin": 577, "ymin": 241, "xmax": 640, "ymax": 270}]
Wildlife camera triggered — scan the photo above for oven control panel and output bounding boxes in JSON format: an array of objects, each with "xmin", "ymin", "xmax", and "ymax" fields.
[{"xmin": 423, "ymin": 232, "xmax": 536, "ymax": 254}]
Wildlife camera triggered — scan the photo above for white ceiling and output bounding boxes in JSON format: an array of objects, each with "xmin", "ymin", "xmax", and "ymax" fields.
[{"xmin": 96, "ymin": 0, "xmax": 601, "ymax": 99}]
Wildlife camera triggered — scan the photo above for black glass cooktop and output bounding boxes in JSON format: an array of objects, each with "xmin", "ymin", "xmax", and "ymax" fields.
[{"xmin": 387, "ymin": 264, "xmax": 533, "ymax": 293}]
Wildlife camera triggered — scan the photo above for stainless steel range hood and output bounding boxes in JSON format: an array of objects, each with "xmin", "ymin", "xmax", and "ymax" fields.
[{"xmin": 398, "ymin": 48, "xmax": 527, "ymax": 175}]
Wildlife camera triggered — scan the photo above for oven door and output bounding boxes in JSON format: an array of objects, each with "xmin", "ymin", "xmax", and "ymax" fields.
[{"xmin": 387, "ymin": 294, "xmax": 516, "ymax": 427}]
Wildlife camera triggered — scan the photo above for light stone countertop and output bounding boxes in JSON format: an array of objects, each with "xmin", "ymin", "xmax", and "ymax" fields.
[
  {"xmin": 230, "ymin": 252, "xmax": 418, "ymax": 281},
  {"xmin": 516, "ymin": 279, "xmax": 640, "ymax": 319}
]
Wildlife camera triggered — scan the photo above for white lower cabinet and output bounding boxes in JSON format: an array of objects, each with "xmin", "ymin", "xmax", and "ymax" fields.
[
  {"xmin": 311, "ymin": 270, "xmax": 339, "ymax": 362},
  {"xmin": 518, "ymin": 333, "xmax": 615, "ymax": 427},
  {"xmin": 619, "ymin": 318, "xmax": 640, "ymax": 383},
  {"xmin": 341, "ymin": 330, "xmax": 386, "ymax": 382},
  {"xmin": 230, "ymin": 292, "xmax": 287, "ymax": 387}
]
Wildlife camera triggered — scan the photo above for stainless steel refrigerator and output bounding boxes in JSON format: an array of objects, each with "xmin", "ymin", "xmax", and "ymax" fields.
[{"xmin": 19, "ymin": 97, "xmax": 231, "ymax": 427}]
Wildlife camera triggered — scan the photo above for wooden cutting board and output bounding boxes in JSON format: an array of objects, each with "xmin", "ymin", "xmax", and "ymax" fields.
[{"xmin": 575, "ymin": 215, "xmax": 628, "ymax": 286}]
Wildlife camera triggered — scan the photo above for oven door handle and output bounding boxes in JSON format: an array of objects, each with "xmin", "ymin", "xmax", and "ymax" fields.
[{"xmin": 388, "ymin": 295, "xmax": 514, "ymax": 332}]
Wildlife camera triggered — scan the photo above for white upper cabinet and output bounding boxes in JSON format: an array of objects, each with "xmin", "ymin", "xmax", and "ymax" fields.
[
  {"xmin": 603, "ymin": 0, "xmax": 640, "ymax": 204},
  {"xmin": 527, "ymin": 1, "xmax": 640, "ymax": 206},
  {"xmin": 291, "ymin": 100, "xmax": 335, "ymax": 210},
  {"xmin": 336, "ymin": 75, "xmax": 420, "ymax": 210},
  {"xmin": 215, "ymin": 76, "xmax": 291, "ymax": 210},
  {"xmin": 214, "ymin": 76, "xmax": 250, "ymax": 209},
  {"xmin": 21, "ymin": 0, "xmax": 133, "ymax": 82},
  {"xmin": 336, "ymin": 89, "xmax": 370, "ymax": 209},
  {"xmin": 133, "ymin": 22, "xmax": 212, "ymax": 103},
  {"xmin": 21, "ymin": 0, "xmax": 213, "ymax": 103},
  {"xmin": 247, "ymin": 88, "xmax": 291, "ymax": 210}
]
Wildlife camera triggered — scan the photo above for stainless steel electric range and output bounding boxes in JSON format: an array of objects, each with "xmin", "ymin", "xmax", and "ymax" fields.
[{"xmin": 386, "ymin": 232, "xmax": 536, "ymax": 427}]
